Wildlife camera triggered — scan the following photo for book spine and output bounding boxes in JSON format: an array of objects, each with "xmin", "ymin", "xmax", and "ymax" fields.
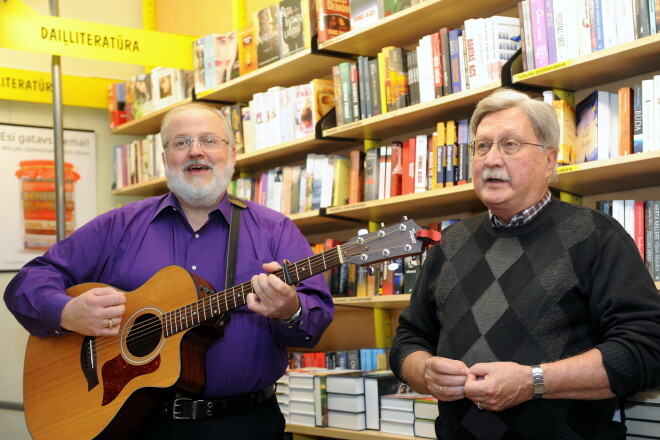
[
  {"xmin": 544, "ymin": 0, "xmax": 558, "ymax": 64},
  {"xmin": 530, "ymin": 0, "xmax": 550, "ymax": 68},
  {"xmin": 439, "ymin": 27, "xmax": 452, "ymax": 96}
]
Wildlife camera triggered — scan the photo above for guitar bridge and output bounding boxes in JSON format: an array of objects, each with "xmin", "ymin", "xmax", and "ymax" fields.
[{"xmin": 80, "ymin": 336, "xmax": 99, "ymax": 391}]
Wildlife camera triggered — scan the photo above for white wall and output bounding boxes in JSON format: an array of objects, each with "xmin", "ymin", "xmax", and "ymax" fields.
[{"xmin": 0, "ymin": 1, "xmax": 150, "ymax": 437}]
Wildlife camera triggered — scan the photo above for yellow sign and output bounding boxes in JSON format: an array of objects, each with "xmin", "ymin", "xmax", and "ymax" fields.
[
  {"xmin": 0, "ymin": 0, "xmax": 195, "ymax": 70},
  {"xmin": 513, "ymin": 60, "xmax": 574, "ymax": 81},
  {"xmin": 557, "ymin": 164, "xmax": 579, "ymax": 174},
  {"xmin": 0, "ymin": 67, "xmax": 117, "ymax": 109}
]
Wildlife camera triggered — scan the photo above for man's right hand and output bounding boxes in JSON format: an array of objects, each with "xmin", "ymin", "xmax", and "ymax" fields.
[
  {"xmin": 60, "ymin": 287, "xmax": 126, "ymax": 336},
  {"xmin": 424, "ymin": 356, "xmax": 469, "ymax": 401}
]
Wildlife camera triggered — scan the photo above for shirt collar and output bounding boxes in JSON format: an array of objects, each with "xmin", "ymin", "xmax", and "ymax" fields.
[
  {"xmin": 490, "ymin": 190, "xmax": 552, "ymax": 228},
  {"xmin": 154, "ymin": 192, "xmax": 232, "ymax": 224}
]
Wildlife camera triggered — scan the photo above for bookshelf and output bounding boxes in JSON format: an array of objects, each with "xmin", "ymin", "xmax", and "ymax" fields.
[{"xmin": 107, "ymin": 2, "xmax": 660, "ymax": 438}]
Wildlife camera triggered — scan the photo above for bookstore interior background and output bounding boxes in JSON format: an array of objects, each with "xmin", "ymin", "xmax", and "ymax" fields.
[{"xmin": 1, "ymin": 0, "xmax": 659, "ymax": 438}]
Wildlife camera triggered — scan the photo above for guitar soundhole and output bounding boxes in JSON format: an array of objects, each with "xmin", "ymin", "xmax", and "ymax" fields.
[{"xmin": 126, "ymin": 313, "xmax": 163, "ymax": 357}]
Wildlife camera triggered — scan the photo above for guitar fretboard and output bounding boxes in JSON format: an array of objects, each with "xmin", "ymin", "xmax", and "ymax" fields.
[{"xmin": 162, "ymin": 246, "xmax": 343, "ymax": 337}]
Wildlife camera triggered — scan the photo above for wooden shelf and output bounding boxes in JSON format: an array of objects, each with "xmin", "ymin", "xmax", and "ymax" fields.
[
  {"xmin": 513, "ymin": 33, "xmax": 660, "ymax": 91},
  {"xmin": 334, "ymin": 294, "xmax": 411, "ymax": 309},
  {"xmin": 325, "ymin": 184, "xmax": 484, "ymax": 225},
  {"xmin": 111, "ymin": 177, "xmax": 167, "ymax": 196},
  {"xmin": 235, "ymin": 135, "xmax": 354, "ymax": 173},
  {"xmin": 110, "ymin": 98, "xmax": 192, "ymax": 136},
  {"xmin": 550, "ymin": 150, "xmax": 660, "ymax": 196},
  {"xmin": 198, "ymin": 49, "xmax": 349, "ymax": 104},
  {"xmin": 323, "ymin": 83, "xmax": 500, "ymax": 141},
  {"xmin": 318, "ymin": 0, "xmax": 519, "ymax": 56},
  {"xmin": 287, "ymin": 424, "xmax": 415, "ymax": 440}
]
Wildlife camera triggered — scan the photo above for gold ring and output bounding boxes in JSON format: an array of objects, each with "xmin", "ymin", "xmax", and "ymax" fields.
[
  {"xmin": 477, "ymin": 402, "xmax": 484, "ymax": 411},
  {"xmin": 107, "ymin": 318, "xmax": 114, "ymax": 329}
]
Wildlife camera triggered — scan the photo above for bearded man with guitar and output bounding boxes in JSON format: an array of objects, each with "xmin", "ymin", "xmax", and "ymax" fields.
[{"xmin": 5, "ymin": 102, "xmax": 337, "ymax": 440}]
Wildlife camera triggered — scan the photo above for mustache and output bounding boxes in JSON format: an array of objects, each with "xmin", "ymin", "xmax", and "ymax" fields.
[{"xmin": 482, "ymin": 167, "xmax": 511, "ymax": 181}]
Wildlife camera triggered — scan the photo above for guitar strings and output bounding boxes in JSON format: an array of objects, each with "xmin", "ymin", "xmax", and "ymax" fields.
[{"xmin": 92, "ymin": 229, "xmax": 415, "ymax": 357}]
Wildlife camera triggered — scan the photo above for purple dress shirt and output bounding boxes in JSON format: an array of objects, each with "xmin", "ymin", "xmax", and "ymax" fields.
[{"xmin": 4, "ymin": 192, "xmax": 334, "ymax": 397}]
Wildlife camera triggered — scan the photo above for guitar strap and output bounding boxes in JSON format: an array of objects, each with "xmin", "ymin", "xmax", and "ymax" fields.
[{"xmin": 215, "ymin": 195, "xmax": 246, "ymax": 330}]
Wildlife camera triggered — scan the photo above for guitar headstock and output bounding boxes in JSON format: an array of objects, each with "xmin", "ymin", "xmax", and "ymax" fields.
[{"xmin": 340, "ymin": 219, "xmax": 441, "ymax": 266}]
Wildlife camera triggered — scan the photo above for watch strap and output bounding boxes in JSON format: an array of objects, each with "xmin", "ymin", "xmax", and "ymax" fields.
[{"xmin": 531, "ymin": 365, "xmax": 544, "ymax": 399}]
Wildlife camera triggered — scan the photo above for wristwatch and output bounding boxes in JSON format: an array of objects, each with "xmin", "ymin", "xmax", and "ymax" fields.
[
  {"xmin": 277, "ymin": 305, "xmax": 302, "ymax": 324},
  {"xmin": 531, "ymin": 365, "xmax": 544, "ymax": 399}
]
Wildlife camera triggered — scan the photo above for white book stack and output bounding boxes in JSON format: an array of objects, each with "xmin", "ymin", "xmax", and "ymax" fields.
[
  {"xmin": 379, "ymin": 392, "xmax": 430, "ymax": 437},
  {"xmin": 624, "ymin": 388, "xmax": 660, "ymax": 438},
  {"xmin": 413, "ymin": 396, "xmax": 439, "ymax": 439},
  {"xmin": 275, "ymin": 373, "xmax": 290, "ymax": 422},
  {"xmin": 326, "ymin": 370, "xmax": 367, "ymax": 431}
]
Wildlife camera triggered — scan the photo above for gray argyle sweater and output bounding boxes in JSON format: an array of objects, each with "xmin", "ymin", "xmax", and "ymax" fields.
[{"xmin": 390, "ymin": 198, "xmax": 660, "ymax": 439}]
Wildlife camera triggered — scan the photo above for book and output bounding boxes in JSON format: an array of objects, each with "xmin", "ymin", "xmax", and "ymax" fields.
[
  {"xmin": 327, "ymin": 409, "xmax": 366, "ymax": 430},
  {"xmin": 350, "ymin": 0, "xmax": 383, "ymax": 30},
  {"xmin": 575, "ymin": 89, "xmax": 610, "ymax": 163},
  {"xmin": 380, "ymin": 419, "xmax": 415, "ymax": 436},
  {"xmin": 529, "ymin": 0, "xmax": 550, "ymax": 69},
  {"xmin": 317, "ymin": 0, "xmax": 351, "ymax": 43},
  {"xmin": 238, "ymin": 25, "xmax": 258, "ymax": 76},
  {"xmin": 327, "ymin": 392, "xmax": 366, "ymax": 412},
  {"xmin": 255, "ymin": 5, "xmax": 281, "ymax": 68},
  {"xmin": 311, "ymin": 78, "xmax": 336, "ymax": 130},
  {"xmin": 364, "ymin": 370, "xmax": 402, "ymax": 430},
  {"xmin": 414, "ymin": 417, "xmax": 436, "ymax": 438},
  {"xmin": 363, "ymin": 146, "xmax": 380, "ymax": 201},
  {"xmin": 348, "ymin": 149, "xmax": 365, "ymax": 204},
  {"xmin": 278, "ymin": 0, "xmax": 312, "ymax": 58},
  {"xmin": 325, "ymin": 370, "xmax": 366, "ymax": 395},
  {"xmin": 414, "ymin": 396, "xmax": 439, "ymax": 420}
]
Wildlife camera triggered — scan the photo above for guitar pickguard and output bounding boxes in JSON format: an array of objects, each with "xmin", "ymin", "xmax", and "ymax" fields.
[{"xmin": 101, "ymin": 354, "xmax": 160, "ymax": 406}]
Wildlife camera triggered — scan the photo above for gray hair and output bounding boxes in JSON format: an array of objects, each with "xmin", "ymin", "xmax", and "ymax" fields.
[
  {"xmin": 160, "ymin": 102, "xmax": 235, "ymax": 149},
  {"xmin": 470, "ymin": 88, "xmax": 560, "ymax": 181}
]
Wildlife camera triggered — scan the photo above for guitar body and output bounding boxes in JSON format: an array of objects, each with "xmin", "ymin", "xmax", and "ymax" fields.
[{"xmin": 23, "ymin": 266, "xmax": 219, "ymax": 440}]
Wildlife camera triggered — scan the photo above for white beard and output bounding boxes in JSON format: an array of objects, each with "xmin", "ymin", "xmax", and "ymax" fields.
[{"xmin": 165, "ymin": 158, "xmax": 235, "ymax": 208}]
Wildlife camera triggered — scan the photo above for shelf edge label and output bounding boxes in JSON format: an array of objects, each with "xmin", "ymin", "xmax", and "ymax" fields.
[
  {"xmin": 0, "ymin": 66, "xmax": 118, "ymax": 108},
  {"xmin": 513, "ymin": 60, "xmax": 574, "ymax": 81},
  {"xmin": 0, "ymin": 0, "xmax": 195, "ymax": 70}
]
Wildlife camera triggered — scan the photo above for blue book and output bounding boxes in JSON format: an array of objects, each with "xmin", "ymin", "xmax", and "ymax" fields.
[
  {"xmin": 448, "ymin": 28, "xmax": 462, "ymax": 93},
  {"xmin": 544, "ymin": 0, "xmax": 557, "ymax": 63},
  {"xmin": 633, "ymin": 82, "xmax": 643, "ymax": 154}
]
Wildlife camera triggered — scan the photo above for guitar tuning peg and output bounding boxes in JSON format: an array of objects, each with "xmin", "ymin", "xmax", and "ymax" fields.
[
  {"xmin": 401, "ymin": 215, "xmax": 408, "ymax": 222},
  {"xmin": 380, "ymin": 222, "xmax": 385, "ymax": 228},
  {"xmin": 368, "ymin": 265, "xmax": 375, "ymax": 276},
  {"xmin": 388, "ymin": 262, "xmax": 399, "ymax": 271},
  {"xmin": 357, "ymin": 228, "xmax": 368, "ymax": 236}
]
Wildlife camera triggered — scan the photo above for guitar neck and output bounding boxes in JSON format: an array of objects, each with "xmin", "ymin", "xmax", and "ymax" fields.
[{"xmin": 163, "ymin": 246, "xmax": 342, "ymax": 336}]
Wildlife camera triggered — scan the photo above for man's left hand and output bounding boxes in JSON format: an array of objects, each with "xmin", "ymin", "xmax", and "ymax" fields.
[
  {"xmin": 247, "ymin": 261, "xmax": 300, "ymax": 320},
  {"xmin": 464, "ymin": 362, "xmax": 532, "ymax": 411}
]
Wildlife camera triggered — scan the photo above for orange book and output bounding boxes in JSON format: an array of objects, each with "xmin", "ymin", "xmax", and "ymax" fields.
[
  {"xmin": 348, "ymin": 149, "xmax": 365, "ymax": 204},
  {"xmin": 618, "ymin": 86, "xmax": 633, "ymax": 156},
  {"xmin": 401, "ymin": 137, "xmax": 416, "ymax": 195},
  {"xmin": 238, "ymin": 25, "xmax": 258, "ymax": 76},
  {"xmin": 390, "ymin": 141, "xmax": 403, "ymax": 197}
]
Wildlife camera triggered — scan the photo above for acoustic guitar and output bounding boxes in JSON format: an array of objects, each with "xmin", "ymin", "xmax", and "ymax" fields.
[{"xmin": 23, "ymin": 219, "xmax": 439, "ymax": 439}]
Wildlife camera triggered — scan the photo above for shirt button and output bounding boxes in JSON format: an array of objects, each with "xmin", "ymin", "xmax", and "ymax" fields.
[
  {"xmin": 55, "ymin": 331, "xmax": 60, "ymax": 335},
  {"xmin": 194, "ymin": 233, "xmax": 200, "ymax": 238},
  {"xmin": 305, "ymin": 336, "xmax": 311, "ymax": 341},
  {"xmin": 192, "ymin": 265, "xmax": 197, "ymax": 270}
]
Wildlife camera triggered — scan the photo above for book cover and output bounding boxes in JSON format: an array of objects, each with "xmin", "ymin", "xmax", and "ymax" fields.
[
  {"xmin": 255, "ymin": 5, "xmax": 281, "ymax": 68},
  {"xmin": 413, "ymin": 396, "xmax": 439, "ymax": 420},
  {"xmin": 439, "ymin": 27, "xmax": 451, "ymax": 96},
  {"xmin": 552, "ymin": 98, "xmax": 577, "ymax": 165},
  {"xmin": 448, "ymin": 28, "xmax": 462, "ymax": 93},
  {"xmin": 363, "ymin": 145, "xmax": 380, "ymax": 201},
  {"xmin": 434, "ymin": 121, "xmax": 446, "ymax": 189},
  {"xmin": 310, "ymin": 78, "xmax": 336, "ymax": 130},
  {"xmin": 331, "ymin": 155, "xmax": 350, "ymax": 206},
  {"xmin": 544, "ymin": 0, "xmax": 557, "ymax": 65},
  {"xmin": 390, "ymin": 141, "xmax": 403, "ymax": 197},
  {"xmin": 278, "ymin": 0, "xmax": 311, "ymax": 58},
  {"xmin": 238, "ymin": 24, "xmax": 258, "ymax": 76},
  {"xmin": 350, "ymin": 0, "xmax": 383, "ymax": 30},
  {"xmin": 327, "ymin": 392, "xmax": 366, "ymax": 412},
  {"xmin": 383, "ymin": 0, "xmax": 412, "ymax": 16},
  {"xmin": 575, "ymin": 90, "xmax": 607, "ymax": 163},
  {"xmin": 413, "ymin": 134, "xmax": 428, "ymax": 193},
  {"xmin": 317, "ymin": 0, "xmax": 351, "ymax": 43},
  {"xmin": 331, "ymin": 65, "xmax": 345, "ymax": 126},
  {"xmin": 641, "ymin": 78, "xmax": 654, "ymax": 153},
  {"xmin": 388, "ymin": 47, "xmax": 409, "ymax": 111},
  {"xmin": 368, "ymin": 58, "xmax": 382, "ymax": 116},
  {"xmin": 212, "ymin": 31, "xmax": 239, "ymax": 87},
  {"xmin": 294, "ymin": 83, "xmax": 313, "ymax": 138}
]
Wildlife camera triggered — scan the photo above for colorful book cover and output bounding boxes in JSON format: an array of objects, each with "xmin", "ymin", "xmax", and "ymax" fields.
[
  {"xmin": 317, "ymin": 0, "xmax": 351, "ymax": 43},
  {"xmin": 278, "ymin": 0, "xmax": 311, "ymax": 58},
  {"xmin": 255, "ymin": 5, "xmax": 281, "ymax": 68},
  {"xmin": 238, "ymin": 25, "xmax": 258, "ymax": 76}
]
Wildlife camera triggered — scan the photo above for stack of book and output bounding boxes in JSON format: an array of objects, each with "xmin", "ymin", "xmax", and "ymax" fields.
[
  {"xmin": 413, "ymin": 396, "xmax": 439, "ymax": 439},
  {"xmin": 624, "ymin": 388, "xmax": 660, "ymax": 438},
  {"xmin": 379, "ymin": 392, "xmax": 431, "ymax": 436}
]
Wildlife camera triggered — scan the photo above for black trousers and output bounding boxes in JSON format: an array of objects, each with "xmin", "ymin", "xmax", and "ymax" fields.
[{"xmin": 133, "ymin": 394, "xmax": 285, "ymax": 440}]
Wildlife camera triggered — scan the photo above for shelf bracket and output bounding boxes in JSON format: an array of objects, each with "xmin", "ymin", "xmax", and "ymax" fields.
[
  {"xmin": 314, "ymin": 108, "xmax": 363, "ymax": 143},
  {"xmin": 318, "ymin": 207, "xmax": 367, "ymax": 224},
  {"xmin": 500, "ymin": 48, "xmax": 547, "ymax": 95},
  {"xmin": 310, "ymin": 35, "xmax": 356, "ymax": 61}
]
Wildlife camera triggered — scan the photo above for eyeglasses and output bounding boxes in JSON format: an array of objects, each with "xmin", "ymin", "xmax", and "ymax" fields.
[
  {"xmin": 469, "ymin": 138, "xmax": 544, "ymax": 157},
  {"xmin": 165, "ymin": 135, "xmax": 229, "ymax": 152}
]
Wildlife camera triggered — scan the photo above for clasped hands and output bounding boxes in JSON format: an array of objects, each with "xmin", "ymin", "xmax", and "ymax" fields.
[{"xmin": 423, "ymin": 357, "xmax": 532, "ymax": 412}]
